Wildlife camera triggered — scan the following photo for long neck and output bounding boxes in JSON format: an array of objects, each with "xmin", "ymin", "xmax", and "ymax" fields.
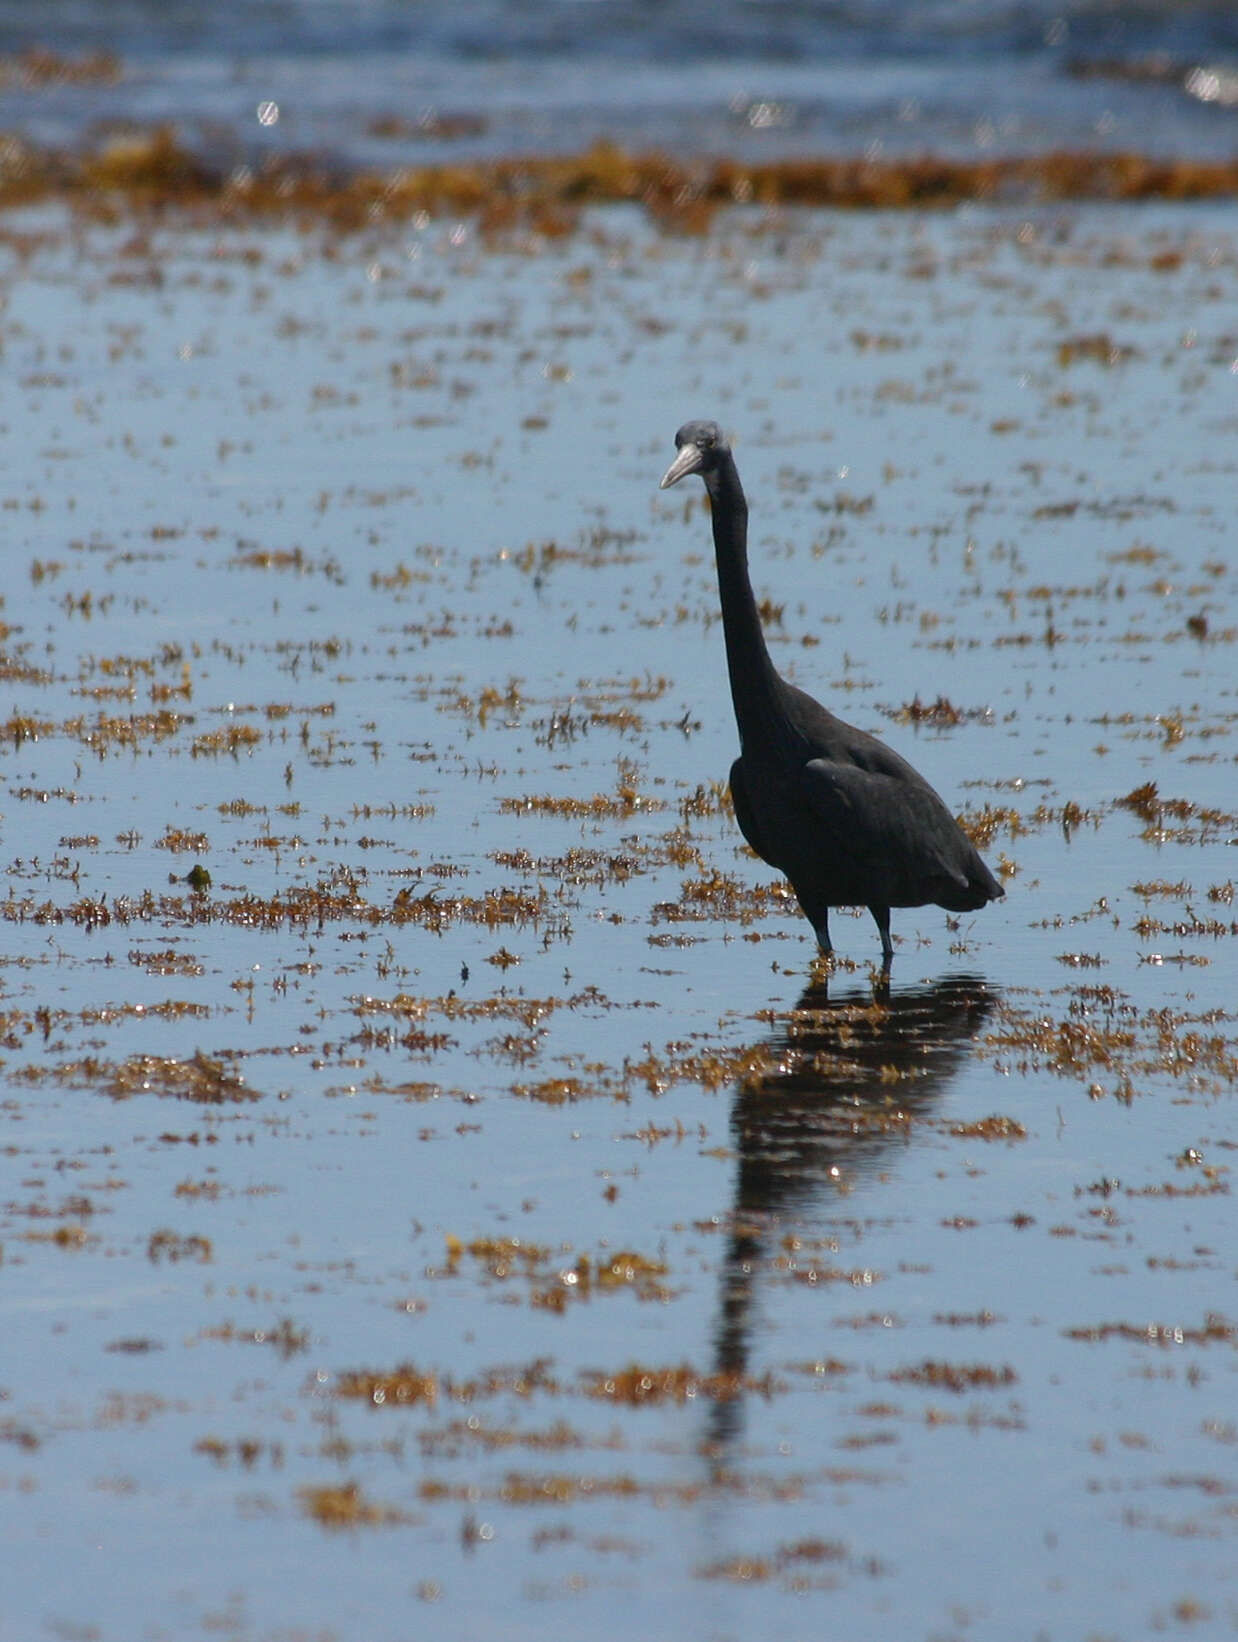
[{"xmin": 705, "ymin": 453, "xmax": 783, "ymax": 746}]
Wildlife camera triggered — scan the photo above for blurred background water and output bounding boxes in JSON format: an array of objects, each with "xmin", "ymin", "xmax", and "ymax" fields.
[
  {"xmin": 2, "ymin": 0, "xmax": 1238, "ymax": 165},
  {"xmin": 2, "ymin": 7, "xmax": 1238, "ymax": 1642}
]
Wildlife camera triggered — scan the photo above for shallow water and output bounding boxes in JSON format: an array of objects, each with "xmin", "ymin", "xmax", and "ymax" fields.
[
  {"xmin": 3, "ymin": 0, "xmax": 1238, "ymax": 166},
  {"xmin": 1, "ymin": 198, "xmax": 1236, "ymax": 1640}
]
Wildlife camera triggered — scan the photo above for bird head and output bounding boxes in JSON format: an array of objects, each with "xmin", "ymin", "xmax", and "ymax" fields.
[{"xmin": 660, "ymin": 420, "xmax": 729, "ymax": 489}]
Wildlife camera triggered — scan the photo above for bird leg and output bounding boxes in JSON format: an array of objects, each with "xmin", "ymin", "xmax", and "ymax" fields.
[
  {"xmin": 870, "ymin": 904, "xmax": 893, "ymax": 969},
  {"xmin": 811, "ymin": 911, "xmax": 832, "ymax": 955}
]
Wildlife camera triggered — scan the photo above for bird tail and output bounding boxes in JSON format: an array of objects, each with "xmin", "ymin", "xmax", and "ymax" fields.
[{"xmin": 943, "ymin": 857, "xmax": 1004, "ymax": 912}]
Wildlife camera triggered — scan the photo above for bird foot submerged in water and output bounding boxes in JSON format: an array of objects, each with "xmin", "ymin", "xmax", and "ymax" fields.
[
  {"xmin": 807, "ymin": 946, "xmax": 890, "ymax": 1003},
  {"xmin": 661, "ymin": 418, "xmax": 1005, "ymax": 966},
  {"xmin": 811, "ymin": 894, "xmax": 893, "ymax": 971},
  {"xmin": 815, "ymin": 931, "xmax": 892, "ymax": 976}
]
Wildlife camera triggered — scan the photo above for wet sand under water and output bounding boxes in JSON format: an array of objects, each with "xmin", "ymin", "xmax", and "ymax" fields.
[{"xmin": 0, "ymin": 193, "xmax": 1236, "ymax": 1641}]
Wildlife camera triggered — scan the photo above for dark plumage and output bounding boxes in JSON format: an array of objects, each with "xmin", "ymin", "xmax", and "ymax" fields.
[{"xmin": 660, "ymin": 419, "xmax": 1003, "ymax": 966}]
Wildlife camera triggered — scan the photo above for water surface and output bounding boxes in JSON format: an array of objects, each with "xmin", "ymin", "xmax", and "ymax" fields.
[
  {"xmin": 0, "ymin": 196, "xmax": 1236, "ymax": 1640},
  {"xmin": 3, "ymin": 0, "xmax": 1238, "ymax": 167}
]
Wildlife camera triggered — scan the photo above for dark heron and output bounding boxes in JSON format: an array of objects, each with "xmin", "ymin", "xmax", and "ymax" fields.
[{"xmin": 660, "ymin": 419, "xmax": 1004, "ymax": 966}]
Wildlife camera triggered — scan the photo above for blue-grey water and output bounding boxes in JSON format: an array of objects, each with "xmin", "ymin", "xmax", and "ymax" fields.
[
  {"xmin": 2, "ymin": 0, "xmax": 1238, "ymax": 164},
  {"xmin": 1, "ymin": 193, "xmax": 1235, "ymax": 1642},
  {"xmin": 1, "ymin": 8, "xmax": 1237, "ymax": 1642}
]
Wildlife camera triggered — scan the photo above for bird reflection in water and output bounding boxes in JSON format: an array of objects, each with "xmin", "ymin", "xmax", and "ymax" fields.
[{"xmin": 706, "ymin": 969, "xmax": 998, "ymax": 1457}]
